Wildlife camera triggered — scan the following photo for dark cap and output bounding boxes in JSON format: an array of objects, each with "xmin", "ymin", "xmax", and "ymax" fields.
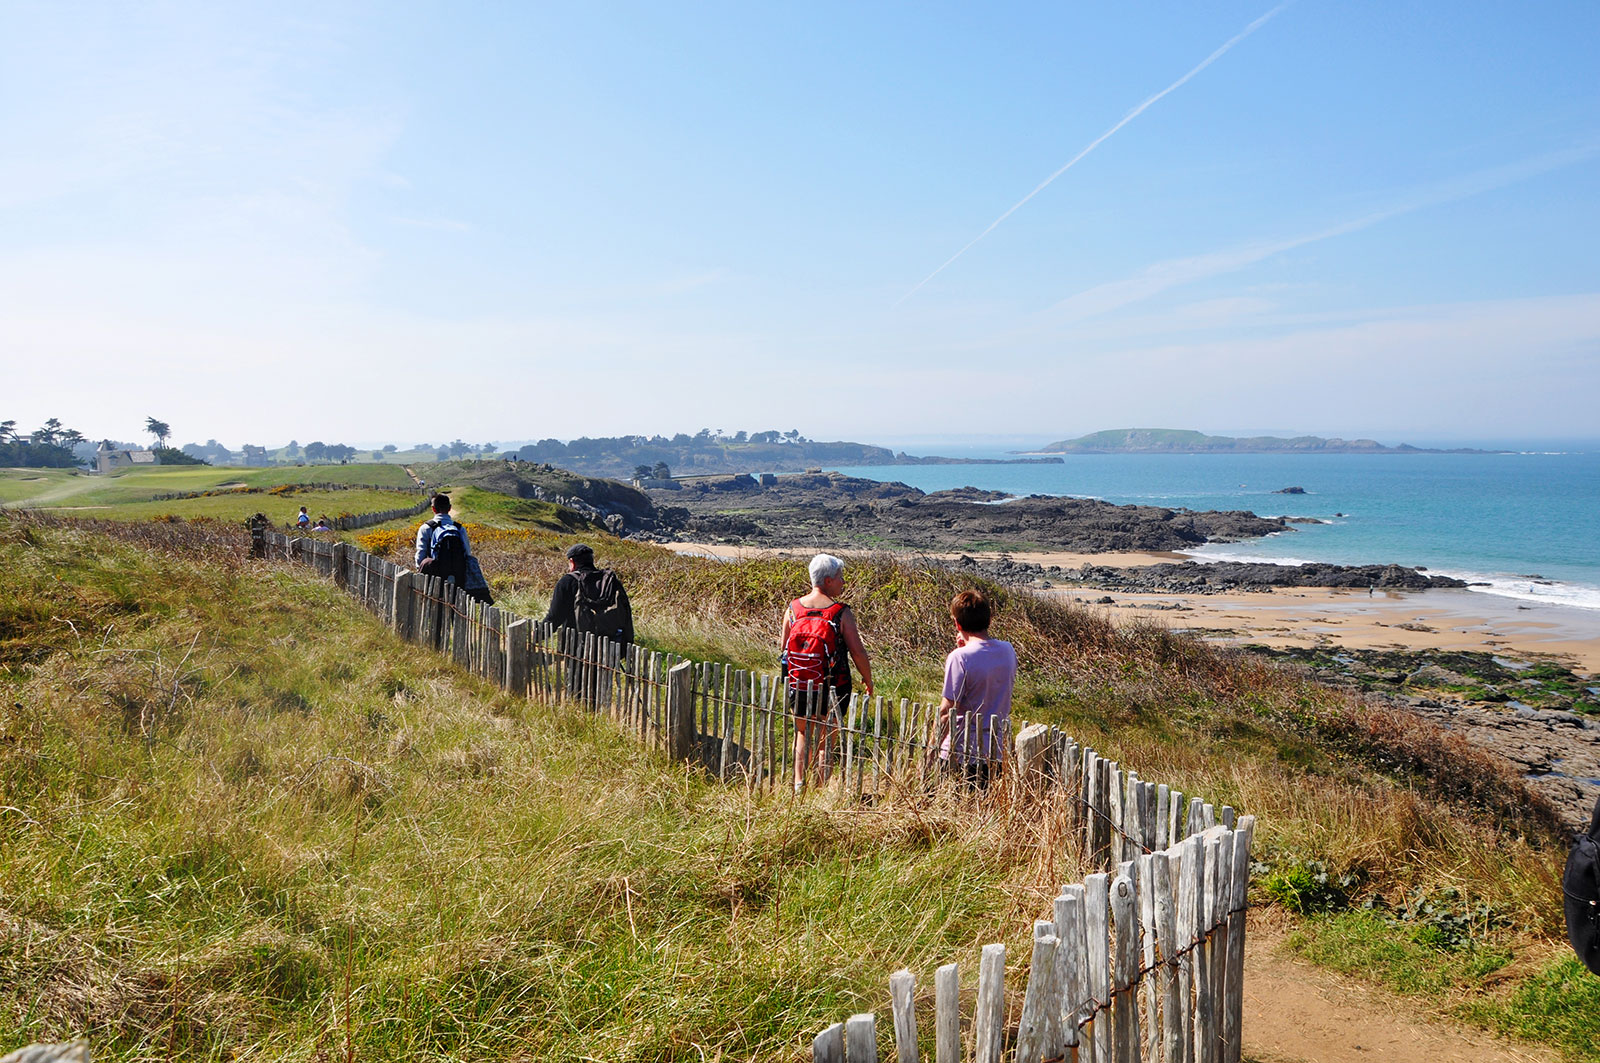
[{"xmin": 566, "ymin": 543, "xmax": 594, "ymax": 563}]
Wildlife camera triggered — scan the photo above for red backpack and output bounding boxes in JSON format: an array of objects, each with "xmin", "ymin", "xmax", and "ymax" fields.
[{"xmin": 783, "ymin": 599, "xmax": 847, "ymax": 692}]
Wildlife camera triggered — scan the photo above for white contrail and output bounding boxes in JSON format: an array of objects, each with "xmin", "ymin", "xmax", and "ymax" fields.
[{"xmin": 895, "ymin": 2, "xmax": 1292, "ymax": 308}]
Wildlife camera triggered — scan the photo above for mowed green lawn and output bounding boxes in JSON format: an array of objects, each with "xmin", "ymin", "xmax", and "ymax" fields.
[{"xmin": 0, "ymin": 465, "xmax": 419, "ymax": 524}]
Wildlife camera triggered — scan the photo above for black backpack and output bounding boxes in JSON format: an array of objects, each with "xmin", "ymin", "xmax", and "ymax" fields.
[
  {"xmin": 1565, "ymin": 794, "xmax": 1600, "ymax": 975},
  {"xmin": 572, "ymin": 568, "xmax": 630, "ymax": 641},
  {"xmin": 423, "ymin": 519, "xmax": 468, "ymax": 584}
]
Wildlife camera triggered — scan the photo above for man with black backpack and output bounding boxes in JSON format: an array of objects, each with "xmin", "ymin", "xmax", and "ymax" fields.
[
  {"xmin": 415, "ymin": 493, "xmax": 493, "ymax": 604},
  {"xmin": 544, "ymin": 543, "xmax": 634, "ymax": 644}
]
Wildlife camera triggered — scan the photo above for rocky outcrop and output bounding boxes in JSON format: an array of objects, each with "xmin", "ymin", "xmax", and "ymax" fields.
[
  {"xmin": 654, "ymin": 472, "xmax": 1289, "ymax": 553},
  {"xmin": 1071, "ymin": 561, "xmax": 1469, "ymax": 592}
]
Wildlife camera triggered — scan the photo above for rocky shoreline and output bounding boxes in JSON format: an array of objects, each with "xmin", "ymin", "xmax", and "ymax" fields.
[
  {"xmin": 1243, "ymin": 646, "xmax": 1599, "ymax": 826},
  {"xmin": 946, "ymin": 553, "xmax": 1466, "ymax": 593},
  {"xmin": 650, "ymin": 471, "xmax": 1289, "ymax": 553}
]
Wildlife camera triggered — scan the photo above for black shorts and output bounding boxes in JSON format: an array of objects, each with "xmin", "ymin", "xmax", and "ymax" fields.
[{"xmin": 786, "ymin": 685, "xmax": 848, "ymax": 719}]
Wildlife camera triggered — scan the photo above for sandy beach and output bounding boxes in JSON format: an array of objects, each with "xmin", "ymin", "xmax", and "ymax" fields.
[{"xmin": 665, "ymin": 542, "xmax": 1600, "ymax": 673}]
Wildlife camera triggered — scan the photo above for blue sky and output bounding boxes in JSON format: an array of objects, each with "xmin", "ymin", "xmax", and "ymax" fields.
[{"xmin": 4, "ymin": 1, "xmax": 1597, "ymax": 449}]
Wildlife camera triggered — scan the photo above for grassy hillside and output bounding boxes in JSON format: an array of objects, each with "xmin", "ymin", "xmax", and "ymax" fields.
[
  {"xmin": 0, "ymin": 516, "xmax": 1067, "ymax": 1060},
  {"xmin": 4, "ymin": 512, "xmax": 1596, "ymax": 1059}
]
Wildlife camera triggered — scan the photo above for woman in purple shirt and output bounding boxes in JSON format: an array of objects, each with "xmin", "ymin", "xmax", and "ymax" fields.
[{"xmin": 934, "ymin": 590, "xmax": 1017, "ymax": 788}]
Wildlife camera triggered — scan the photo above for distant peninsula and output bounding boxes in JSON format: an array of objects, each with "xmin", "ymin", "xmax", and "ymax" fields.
[
  {"xmin": 1033, "ymin": 428, "xmax": 1497, "ymax": 455},
  {"xmin": 498, "ymin": 431, "xmax": 1061, "ymax": 478}
]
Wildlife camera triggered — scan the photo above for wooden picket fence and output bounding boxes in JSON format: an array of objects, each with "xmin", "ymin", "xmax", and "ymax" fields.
[
  {"xmin": 255, "ymin": 527, "xmax": 1255, "ymax": 1061},
  {"xmin": 814, "ymin": 816, "xmax": 1255, "ymax": 1063}
]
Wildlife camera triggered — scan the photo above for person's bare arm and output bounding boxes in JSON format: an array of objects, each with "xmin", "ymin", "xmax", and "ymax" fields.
[{"xmin": 839, "ymin": 606, "xmax": 873, "ymax": 698}]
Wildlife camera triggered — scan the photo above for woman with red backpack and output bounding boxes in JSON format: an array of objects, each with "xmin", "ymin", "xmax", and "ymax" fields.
[{"xmin": 781, "ymin": 553, "xmax": 874, "ymax": 794}]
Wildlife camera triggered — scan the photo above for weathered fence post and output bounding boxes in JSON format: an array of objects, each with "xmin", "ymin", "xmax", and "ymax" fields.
[
  {"xmin": 890, "ymin": 968, "xmax": 918, "ymax": 1063},
  {"xmin": 1111, "ymin": 874, "xmax": 1141, "ymax": 1062},
  {"xmin": 506, "ymin": 618, "xmax": 530, "ymax": 697},
  {"xmin": 845, "ymin": 1014, "xmax": 877, "ymax": 1063},
  {"xmin": 666, "ymin": 660, "xmax": 695, "ymax": 761},
  {"xmin": 1222, "ymin": 818, "xmax": 1253, "ymax": 1063},
  {"xmin": 1015, "ymin": 924, "xmax": 1063, "ymax": 1062},
  {"xmin": 974, "ymin": 942, "xmax": 1006, "ymax": 1063},
  {"xmin": 813, "ymin": 1023, "xmax": 844, "ymax": 1063},
  {"xmin": 935, "ymin": 962, "xmax": 961, "ymax": 1063}
]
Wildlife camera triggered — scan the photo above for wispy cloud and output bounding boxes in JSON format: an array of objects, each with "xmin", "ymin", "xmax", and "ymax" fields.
[
  {"xmin": 1050, "ymin": 143, "xmax": 1600, "ymax": 321},
  {"xmin": 894, "ymin": 2, "xmax": 1292, "ymax": 307}
]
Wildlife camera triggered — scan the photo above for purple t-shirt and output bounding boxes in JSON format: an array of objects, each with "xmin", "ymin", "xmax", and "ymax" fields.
[{"xmin": 939, "ymin": 637, "xmax": 1017, "ymax": 763}]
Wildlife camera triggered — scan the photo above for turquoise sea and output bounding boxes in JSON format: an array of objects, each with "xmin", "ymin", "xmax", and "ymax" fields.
[{"xmin": 832, "ymin": 444, "xmax": 1600, "ymax": 613}]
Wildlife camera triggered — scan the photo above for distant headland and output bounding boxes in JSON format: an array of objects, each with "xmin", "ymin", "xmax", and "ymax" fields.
[{"xmin": 1031, "ymin": 428, "xmax": 1499, "ymax": 455}]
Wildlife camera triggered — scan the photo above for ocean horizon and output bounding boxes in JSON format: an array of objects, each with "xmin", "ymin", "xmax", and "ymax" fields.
[{"xmin": 832, "ymin": 442, "xmax": 1600, "ymax": 614}]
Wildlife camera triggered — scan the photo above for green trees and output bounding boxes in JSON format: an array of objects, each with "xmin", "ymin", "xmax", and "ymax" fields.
[
  {"xmin": 144, "ymin": 417, "xmax": 171, "ymax": 448},
  {"xmin": 1, "ymin": 418, "xmax": 88, "ymax": 468}
]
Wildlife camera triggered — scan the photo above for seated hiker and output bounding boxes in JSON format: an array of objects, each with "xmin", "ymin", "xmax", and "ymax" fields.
[
  {"xmin": 781, "ymin": 553, "xmax": 873, "ymax": 793},
  {"xmin": 544, "ymin": 544, "xmax": 633, "ymax": 643},
  {"xmin": 312, "ymin": 515, "xmax": 332, "ymax": 532},
  {"xmin": 295, "ymin": 506, "xmax": 310, "ymax": 529},
  {"xmin": 930, "ymin": 590, "xmax": 1016, "ymax": 789}
]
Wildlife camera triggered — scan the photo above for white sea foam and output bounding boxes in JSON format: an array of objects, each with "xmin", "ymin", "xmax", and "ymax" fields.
[
  {"xmin": 1184, "ymin": 546, "xmax": 1600, "ymax": 612},
  {"xmin": 1445, "ymin": 571, "xmax": 1600, "ymax": 612}
]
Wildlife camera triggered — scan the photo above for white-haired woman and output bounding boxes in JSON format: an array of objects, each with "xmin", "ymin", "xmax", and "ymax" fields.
[{"xmin": 780, "ymin": 552, "xmax": 874, "ymax": 792}]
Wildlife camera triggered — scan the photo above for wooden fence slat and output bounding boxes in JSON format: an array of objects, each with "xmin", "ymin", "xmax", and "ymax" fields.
[
  {"xmin": 1085, "ymin": 872, "xmax": 1111, "ymax": 1063},
  {"xmin": 1177, "ymin": 833, "xmax": 1201, "ymax": 1063},
  {"xmin": 1207, "ymin": 830, "xmax": 1231, "ymax": 1063},
  {"xmin": 813, "ymin": 1022, "xmax": 844, "ymax": 1063},
  {"xmin": 846, "ymin": 1014, "xmax": 877, "ymax": 1063},
  {"xmin": 1112, "ymin": 873, "xmax": 1142, "ymax": 1063},
  {"xmin": 1222, "ymin": 817, "xmax": 1254, "ymax": 1063},
  {"xmin": 1016, "ymin": 926, "xmax": 1063, "ymax": 1063},
  {"xmin": 974, "ymin": 943, "xmax": 1005, "ymax": 1063},
  {"xmin": 1154, "ymin": 851, "xmax": 1181, "ymax": 1063},
  {"xmin": 890, "ymin": 968, "xmax": 918, "ymax": 1063},
  {"xmin": 1138, "ymin": 853, "xmax": 1160, "ymax": 1062},
  {"xmin": 1054, "ymin": 886, "xmax": 1085, "ymax": 1060},
  {"xmin": 935, "ymin": 962, "xmax": 961, "ymax": 1063}
]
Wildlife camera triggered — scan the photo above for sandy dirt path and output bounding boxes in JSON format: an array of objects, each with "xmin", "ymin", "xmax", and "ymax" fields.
[{"xmin": 1242, "ymin": 923, "xmax": 1555, "ymax": 1063}]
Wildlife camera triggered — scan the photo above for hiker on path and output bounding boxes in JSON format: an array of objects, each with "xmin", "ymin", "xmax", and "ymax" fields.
[
  {"xmin": 930, "ymin": 590, "xmax": 1016, "ymax": 789},
  {"xmin": 544, "ymin": 543, "xmax": 634, "ymax": 644},
  {"xmin": 781, "ymin": 553, "xmax": 873, "ymax": 792},
  {"xmin": 416, "ymin": 493, "xmax": 493, "ymax": 603}
]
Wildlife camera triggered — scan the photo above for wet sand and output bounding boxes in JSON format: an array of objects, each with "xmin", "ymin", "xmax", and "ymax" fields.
[{"xmin": 1057, "ymin": 585, "xmax": 1600, "ymax": 673}]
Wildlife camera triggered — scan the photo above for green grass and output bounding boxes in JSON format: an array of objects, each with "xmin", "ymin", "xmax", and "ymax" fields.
[
  {"xmin": 81, "ymin": 487, "xmax": 423, "ymax": 527},
  {"xmin": 446, "ymin": 485, "xmax": 597, "ymax": 532},
  {"xmin": 0, "ymin": 516, "xmax": 1072, "ymax": 1061},
  {"xmin": 0, "ymin": 464, "xmax": 423, "ymax": 529},
  {"xmin": 0, "ymin": 463, "xmax": 415, "ymax": 510},
  {"xmin": 1466, "ymin": 957, "xmax": 1600, "ymax": 1060}
]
